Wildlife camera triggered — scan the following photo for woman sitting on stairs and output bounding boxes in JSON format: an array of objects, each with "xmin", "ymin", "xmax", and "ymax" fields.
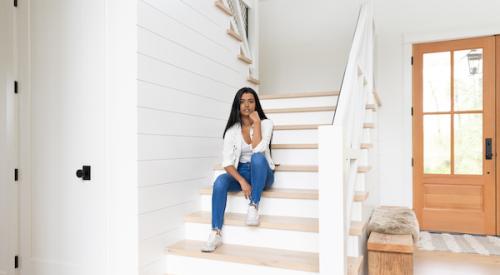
[{"xmin": 202, "ymin": 87, "xmax": 275, "ymax": 253}]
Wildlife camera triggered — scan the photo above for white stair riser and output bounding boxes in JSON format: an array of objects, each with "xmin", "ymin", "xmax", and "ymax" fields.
[
  {"xmin": 272, "ymin": 149, "xmax": 317, "ymax": 165},
  {"xmin": 185, "ymin": 223, "xmax": 318, "ymax": 252},
  {"xmin": 272, "ymin": 129, "xmax": 318, "ymax": 144},
  {"xmin": 360, "ymin": 150, "xmax": 369, "ymax": 165},
  {"xmin": 347, "ymin": 235, "xmax": 361, "ymax": 257},
  {"xmin": 362, "ymin": 128, "xmax": 372, "ymax": 143},
  {"xmin": 166, "ymin": 255, "xmax": 319, "ymax": 275},
  {"xmin": 212, "ymin": 170, "xmax": 319, "ymax": 190},
  {"xmin": 365, "ymin": 109, "xmax": 375, "ymax": 123},
  {"xmin": 267, "ymin": 112, "xmax": 334, "ymax": 125},
  {"xmin": 201, "ymin": 195, "xmax": 318, "ymax": 218},
  {"xmin": 355, "ymin": 173, "xmax": 366, "ymax": 192},
  {"xmin": 351, "ymin": 201, "xmax": 362, "ymax": 222},
  {"xmin": 261, "ymin": 96, "xmax": 337, "ymax": 109}
]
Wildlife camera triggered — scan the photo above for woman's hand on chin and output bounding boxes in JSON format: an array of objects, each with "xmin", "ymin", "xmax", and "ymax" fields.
[{"xmin": 249, "ymin": 111, "xmax": 260, "ymax": 124}]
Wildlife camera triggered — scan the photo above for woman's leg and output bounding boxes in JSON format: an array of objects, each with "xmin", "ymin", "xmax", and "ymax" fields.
[
  {"xmin": 211, "ymin": 173, "xmax": 241, "ymax": 230},
  {"xmin": 249, "ymin": 153, "xmax": 274, "ymax": 205}
]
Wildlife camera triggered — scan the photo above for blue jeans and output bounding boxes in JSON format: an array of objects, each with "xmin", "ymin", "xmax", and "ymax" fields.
[{"xmin": 211, "ymin": 153, "xmax": 274, "ymax": 230}]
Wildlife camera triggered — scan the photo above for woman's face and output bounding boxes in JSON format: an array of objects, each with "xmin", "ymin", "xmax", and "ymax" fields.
[{"xmin": 239, "ymin": 92, "xmax": 256, "ymax": 117}]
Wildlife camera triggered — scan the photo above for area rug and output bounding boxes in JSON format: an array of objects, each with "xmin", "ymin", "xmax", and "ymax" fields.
[{"xmin": 417, "ymin": 231, "xmax": 500, "ymax": 256}]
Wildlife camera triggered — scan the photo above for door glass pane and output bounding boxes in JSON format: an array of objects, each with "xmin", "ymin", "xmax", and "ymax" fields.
[
  {"xmin": 424, "ymin": 115, "xmax": 451, "ymax": 174},
  {"xmin": 454, "ymin": 114, "xmax": 483, "ymax": 175},
  {"xmin": 454, "ymin": 49, "xmax": 483, "ymax": 111},
  {"xmin": 423, "ymin": 52, "xmax": 451, "ymax": 112}
]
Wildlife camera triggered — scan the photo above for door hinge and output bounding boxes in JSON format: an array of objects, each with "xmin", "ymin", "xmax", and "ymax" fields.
[
  {"xmin": 411, "ymin": 107, "xmax": 413, "ymax": 116},
  {"xmin": 412, "ymin": 158, "xmax": 414, "ymax": 167},
  {"xmin": 15, "ymin": 169, "xmax": 18, "ymax": 181},
  {"xmin": 14, "ymin": 81, "xmax": 18, "ymax": 94},
  {"xmin": 411, "ymin": 56, "xmax": 414, "ymax": 65},
  {"xmin": 14, "ymin": 0, "xmax": 17, "ymax": 7},
  {"xmin": 14, "ymin": 255, "xmax": 19, "ymax": 269}
]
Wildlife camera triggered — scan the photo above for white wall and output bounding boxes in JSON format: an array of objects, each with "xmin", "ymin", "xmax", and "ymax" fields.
[
  {"xmin": 0, "ymin": 1, "xmax": 17, "ymax": 274},
  {"xmin": 137, "ymin": 0, "xmax": 256, "ymax": 274},
  {"xmin": 374, "ymin": 0, "xmax": 500, "ymax": 207},
  {"xmin": 259, "ymin": 0, "xmax": 361, "ymax": 94}
]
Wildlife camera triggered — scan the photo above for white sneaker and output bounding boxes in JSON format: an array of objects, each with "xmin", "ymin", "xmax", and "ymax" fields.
[
  {"xmin": 246, "ymin": 204, "xmax": 260, "ymax": 226},
  {"xmin": 201, "ymin": 231, "xmax": 222, "ymax": 252}
]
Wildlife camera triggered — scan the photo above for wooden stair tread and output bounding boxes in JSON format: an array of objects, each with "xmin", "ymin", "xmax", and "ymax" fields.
[
  {"xmin": 265, "ymin": 106, "xmax": 336, "ymax": 114},
  {"xmin": 214, "ymin": 164, "xmax": 318, "ymax": 172},
  {"xmin": 238, "ymin": 54, "xmax": 253, "ymax": 64},
  {"xmin": 260, "ymin": 91, "xmax": 339, "ymax": 100},
  {"xmin": 360, "ymin": 143, "xmax": 373, "ymax": 149},
  {"xmin": 348, "ymin": 256, "xmax": 363, "ymax": 275},
  {"xmin": 272, "ymin": 144, "xmax": 318, "ymax": 149},
  {"xmin": 357, "ymin": 165, "xmax": 372, "ymax": 173},
  {"xmin": 214, "ymin": 0, "xmax": 233, "ymax": 16},
  {"xmin": 273, "ymin": 124, "xmax": 328, "ymax": 130},
  {"xmin": 349, "ymin": 221, "xmax": 366, "ymax": 236},
  {"xmin": 166, "ymin": 240, "xmax": 319, "ymax": 273},
  {"xmin": 365, "ymin": 103, "xmax": 377, "ymax": 111},
  {"xmin": 247, "ymin": 76, "xmax": 260, "ymax": 85},
  {"xmin": 201, "ymin": 186, "xmax": 318, "ymax": 200},
  {"xmin": 185, "ymin": 211, "xmax": 318, "ymax": 232},
  {"xmin": 368, "ymin": 232, "xmax": 414, "ymax": 254},
  {"xmin": 363, "ymin": 122, "xmax": 375, "ymax": 129},
  {"xmin": 353, "ymin": 191, "xmax": 369, "ymax": 202},
  {"xmin": 227, "ymin": 28, "xmax": 242, "ymax": 42}
]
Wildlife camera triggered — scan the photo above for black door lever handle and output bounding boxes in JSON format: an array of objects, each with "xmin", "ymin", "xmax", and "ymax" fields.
[
  {"xmin": 485, "ymin": 138, "xmax": 492, "ymax": 160},
  {"xmin": 76, "ymin": 165, "xmax": 91, "ymax": 180}
]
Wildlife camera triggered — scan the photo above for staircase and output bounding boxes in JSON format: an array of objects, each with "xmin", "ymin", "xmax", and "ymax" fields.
[
  {"xmin": 164, "ymin": 0, "xmax": 378, "ymax": 274},
  {"xmin": 165, "ymin": 91, "xmax": 376, "ymax": 274}
]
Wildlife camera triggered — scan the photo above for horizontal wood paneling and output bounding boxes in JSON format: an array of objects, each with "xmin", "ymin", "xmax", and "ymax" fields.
[
  {"xmin": 138, "ymin": 54, "xmax": 236, "ymax": 102},
  {"xmin": 139, "ymin": 179, "xmax": 204, "ymax": 214},
  {"xmin": 138, "ymin": 0, "xmax": 253, "ymax": 272},
  {"xmin": 138, "ymin": 135, "xmax": 221, "ymax": 160},
  {"xmin": 139, "ymin": 158, "xmax": 216, "ymax": 187},
  {"xmin": 138, "ymin": 1, "xmax": 245, "ymax": 74},
  {"xmin": 138, "ymin": 107, "xmax": 225, "ymax": 137},
  {"xmin": 138, "ymin": 27, "xmax": 245, "ymax": 88},
  {"xmin": 139, "ymin": 228, "xmax": 183, "ymax": 267},
  {"xmin": 139, "ymin": 200, "xmax": 198, "ymax": 240}
]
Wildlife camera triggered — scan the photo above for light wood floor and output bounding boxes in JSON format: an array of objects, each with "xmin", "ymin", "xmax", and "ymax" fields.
[{"xmin": 415, "ymin": 250, "xmax": 500, "ymax": 275}]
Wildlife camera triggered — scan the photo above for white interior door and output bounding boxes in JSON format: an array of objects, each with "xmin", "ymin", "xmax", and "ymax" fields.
[
  {"xmin": 1, "ymin": 1, "xmax": 19, "ymax": 275},
  {"xmin": 20, "ymin": 1, "xmax": 108, "ymax": 274}
]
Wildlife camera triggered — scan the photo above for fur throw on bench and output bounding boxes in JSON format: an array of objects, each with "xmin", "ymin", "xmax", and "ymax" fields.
[{"xmin": 367, "ymin": 206, "xmax": 420, "ymax": 241}]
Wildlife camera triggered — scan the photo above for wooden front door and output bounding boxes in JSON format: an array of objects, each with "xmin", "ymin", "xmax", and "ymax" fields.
[{"xmin": 413, "ymin": 36, "xmax": 496, "ymax": 235}]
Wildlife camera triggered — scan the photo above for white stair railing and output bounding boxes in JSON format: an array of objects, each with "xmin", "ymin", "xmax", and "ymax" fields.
[
  {"xmin": 226, "ymin": 0, "xmax": 257, "ymax": 79},
  {"xmin": 319, "ymin": 1, "xmax": 375, "ymax": 274}
]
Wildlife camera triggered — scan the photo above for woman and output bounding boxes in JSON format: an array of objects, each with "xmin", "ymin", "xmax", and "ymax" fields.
[{"xmin": 202, "ymin": 87, "xmax": 275, "ymax": 252}]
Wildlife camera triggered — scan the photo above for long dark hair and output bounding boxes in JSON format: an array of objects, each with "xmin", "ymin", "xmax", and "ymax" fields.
[
  {"xmin": 222, "ymin": 87, "xmax": 272, "ymax": 154},
  {"xmin": 223, "ymin": 87, "xmax": 267, "ymax": 138}
]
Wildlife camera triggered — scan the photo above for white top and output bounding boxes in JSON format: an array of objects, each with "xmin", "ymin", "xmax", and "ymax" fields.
[
  {"xmin": 221, "ymin": 119, "xmax": 275, "ymax": 170},
  {"xmin": 240, "ymin": 137, "xmax": 253, "ymax": 163}
]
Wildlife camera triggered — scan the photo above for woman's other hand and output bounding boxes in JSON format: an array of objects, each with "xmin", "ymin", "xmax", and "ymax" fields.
[{"xmin": 239, "ymin": 179, "xmax": 252, "ymax": 199}]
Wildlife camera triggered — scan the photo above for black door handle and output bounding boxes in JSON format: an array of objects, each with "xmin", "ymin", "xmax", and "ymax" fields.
[
  {"xmin": 76, "ymin": 165, "xmax": 91, "ymax": 180},
  {"xmin": 485, "ymin": 138, "xmax": 492, "ymax": 160}
]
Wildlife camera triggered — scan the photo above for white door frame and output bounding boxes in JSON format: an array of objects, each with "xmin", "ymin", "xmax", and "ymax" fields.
[{"xmin": 17, "ymin": 1, "xmax": 138, "ymax": 274}]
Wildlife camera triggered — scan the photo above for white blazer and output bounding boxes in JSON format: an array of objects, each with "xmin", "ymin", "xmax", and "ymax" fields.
[{"xmin": 222, "ymin": 119, "xmax": 275, "ymax": 170}]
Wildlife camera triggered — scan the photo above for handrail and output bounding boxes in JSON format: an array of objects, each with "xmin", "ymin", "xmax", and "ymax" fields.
[
  {"xmin": 226, "ymin": 0, "xmax": 257, "ymax": 79},
  {"xmin": 318, "ymin": 1, "xmax": 375, "ymax": 274}
]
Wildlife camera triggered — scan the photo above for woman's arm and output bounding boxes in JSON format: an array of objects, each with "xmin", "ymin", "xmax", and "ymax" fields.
[
  {"xmin": 252, "ymin": 119, "xmax": 273, "ymax": 153},
  {"xmin": 249, "ymin": 111, "xmax": 261, "ymax": 149},
  {"xmin": 224, "ymin": 165, "xmax": 251, "ymax": 199}
]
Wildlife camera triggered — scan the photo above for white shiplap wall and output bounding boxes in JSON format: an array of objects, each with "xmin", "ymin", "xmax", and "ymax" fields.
[{"xmin": 137, "ymin": 0, "xmax": 257, "ymax": 273}]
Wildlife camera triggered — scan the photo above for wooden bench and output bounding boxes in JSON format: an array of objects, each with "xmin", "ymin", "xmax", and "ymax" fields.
[{"xmin": 367, "ymin": 232, "xmax": 414, "ymax": 275}]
